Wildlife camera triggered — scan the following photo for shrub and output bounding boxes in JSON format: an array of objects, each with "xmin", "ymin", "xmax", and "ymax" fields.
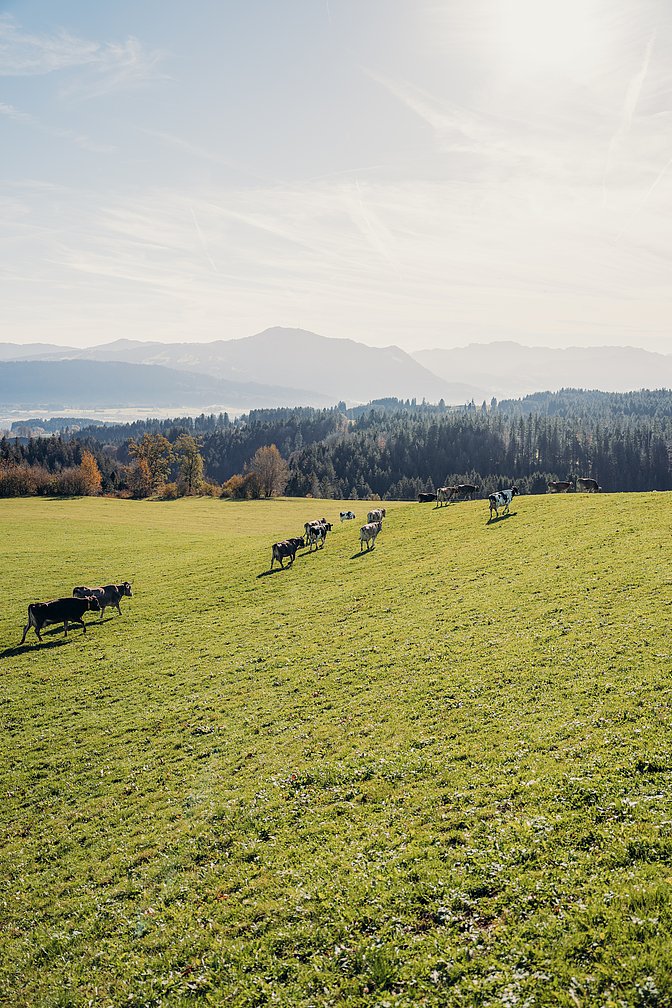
[
  {"xmin": 161, "ymin": 482, "xmax": 180, "ymax": 500},
  {"xmin": 55, "ymin": 466, "xmax": 89, "ymax": 496},
  {"xmin": 0, "ymin": 465, "xmax": 34, "ymax": 497},
  {"xmin": 221, "ymin": 472, "xmax": 261, "ymax": 500}
]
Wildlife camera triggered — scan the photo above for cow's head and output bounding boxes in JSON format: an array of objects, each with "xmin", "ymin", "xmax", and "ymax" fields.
[
  {"xmin": 121, "ymin": 582, "xmax": 133, "ymax": 597},
  {"xmin": 86, "ymin": 596, "xmax": 102, "ymax": 612},
  {"xmin": 511, "ymin": 486, "xmax": 519, "ymax": 497},
  {"xmin": 298, "ymin": 537, "xmax": 305, "ymax": 548}
]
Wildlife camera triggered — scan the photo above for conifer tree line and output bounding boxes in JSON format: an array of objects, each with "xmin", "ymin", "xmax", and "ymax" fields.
[{"xmin": 1, "ymin": 389, "xmax": 671, "ymax": 498}]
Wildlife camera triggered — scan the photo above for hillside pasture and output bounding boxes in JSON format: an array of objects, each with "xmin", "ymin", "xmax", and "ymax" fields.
[{"xmin": 1, "ymin": 494, "xmax": 672, "ymax": 1006}]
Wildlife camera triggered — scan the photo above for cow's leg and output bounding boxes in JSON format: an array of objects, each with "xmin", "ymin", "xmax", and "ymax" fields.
[
  {"xmin": 100, "ymin": 605, "xmax": 105, "ymax": 620},
  {"xmin": 115, "ymin": 602, "xmax": 122, "ymax": 616},
  {"xmin": 63, "ymin": 619, "xmax": 69, "ymax": 636},
  {"xmin": 20, "ymin": 621, "xmax": 30, "ymax": 645},
  {"xmin": 77, "ymin": 619, "xmax": 86, "ymax": 633}
]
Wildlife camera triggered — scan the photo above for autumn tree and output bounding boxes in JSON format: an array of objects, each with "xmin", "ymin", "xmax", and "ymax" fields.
[
  {"xmin": 174, "ymin": 434, "xmax": 204, "ymax": 495},
  {"xmin": 127, "ymin": 458, "xmax": 153, "ymax": 499},
  {"xmin": 250, "ymin": 444, "xmax": 289, "ymax": 498},
  {"xmin": 128, "ymin": 434, "xmax": 173, "ymax": 493},
  {"xmin": 80, "ymin": 450, "xmax": 102, "ymax": 495}
]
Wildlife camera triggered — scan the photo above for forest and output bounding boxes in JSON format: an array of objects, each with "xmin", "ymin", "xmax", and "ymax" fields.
[{"xmin": 1, "ymin": 389, "xmax": 671, "ymax": 499}]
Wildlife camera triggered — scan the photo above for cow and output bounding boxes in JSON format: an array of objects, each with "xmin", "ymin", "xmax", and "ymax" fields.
[
  {"xmin": 73, "ymin": 582, "xmax": 133, "ymax": 620},
  {"xmin": 359, "ymin": 521, "xmax": 382, "ymax": 551},
  {"xmin": 270, "ymin": 537, "xmax": 305, "ymax": 570},
  {"xmin": 304, "ymin": 518, "xmax": 329, "ymax": 540},
  {"xmin": 436, "ymin": 486, "xmax": 457, "ymax": 507},
  {"xmin": 340, "ymin": 511, "xmax": 356, "ymax": 522},
  {"xmin": 488, "ymin": 487, "xmax": 518, "ymax": 520},
  {"xmin": 307, "ymin": 521, "xmax": 332, "ymax": 551},
  {"xmin": 417, "ymin": 492, "xmax": 437, "ymax": 503},
  {"xmin": 455, "ymin": 483, "xmax": 478, "ymax": 500},
  {"xmin": 21, "ymin": 596, "xmax": 101, "ymax": 644},
  {"xmin": 548, "ymin": 481, "xmax": 572, "ymax": 493},
  {"xmin": 367, "ymin": 508, "xmax": 386, "ymax": 523},
  {"xmin": 576, "ymin": 477, "xmax": 600, "ymax": 493}
]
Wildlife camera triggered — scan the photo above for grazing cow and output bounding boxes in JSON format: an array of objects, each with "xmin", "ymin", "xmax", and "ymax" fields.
[
  {"xmin": 548, "ymin": 481, "xmax": 572, "ymax": 493},
  {"xmin": 488, "ymin": 487, "xmax": 518, "ymax": 520},
  {"xmin": 21, "ymin": 596, "xmax": 101, "ymax": 644},
  {"xmin": 436, "ymin": 486, "xmax": 457, "ymax": 507},
  {"xmin": 576, "ymin": 477, "xmax": 600, "ymax": 493},
  {"xmin": 359, "ymin": 521, "xmax": 382, "ymax": 551},
  {"xmin": 270, "ymin": 537, "xmax": 305, "ymax": 570},
  {"xmin": 367, "ymin": 508, "xmax": 386, "ymax": 523},
  {"xmin": 455, "ymin": 483, "xmax": 478, "ymax": 500},
  {"xmin": 307, "ymin": 521, "xmax": 333, "ymax": 551},
  {"xmin": 417, "ymin": 492, "xmax": 436, "ymax": 503},
  {"xmin": 340, "ymin": 511, "xmax": 356, "ymax": 522},
  {"xmin": 73, "ymin": 582, "xmax": 133, "ymax": 620}
]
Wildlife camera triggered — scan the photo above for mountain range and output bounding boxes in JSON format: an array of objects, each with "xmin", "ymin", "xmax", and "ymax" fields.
[{"xmin": 1, "ymin": 327, "xmax": 671, "ymax": 412}]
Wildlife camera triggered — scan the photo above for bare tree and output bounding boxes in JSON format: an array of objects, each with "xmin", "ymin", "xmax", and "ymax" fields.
[{"xmin": 250, "ymin": 444, "xmax": 289, "ymax": 498}]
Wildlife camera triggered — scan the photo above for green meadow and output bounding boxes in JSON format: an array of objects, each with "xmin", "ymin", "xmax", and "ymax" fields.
[{"xmin": 1, "ymin": 493, "xmax": 672, "ymax": 1007}]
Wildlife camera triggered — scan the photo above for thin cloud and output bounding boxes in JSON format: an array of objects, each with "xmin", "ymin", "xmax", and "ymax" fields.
[
  {"xmin": 0, "ymin": 100, "xmax": 114, "ymax": 153},
  {"xmin": 0, "ymin": 15, "xmax": 166, "ymax": 97}
]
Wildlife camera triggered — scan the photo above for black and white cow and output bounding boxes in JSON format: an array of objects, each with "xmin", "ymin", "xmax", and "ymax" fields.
[
  {"xmin": 359, "ymin": 521, "xmax": 382, "ymax": 551},
  {"xmin": 548, "ymin": 481, "xmax": 572, "ymax": 493},
  {"xmin": 576, "ymin": 477, "xmax": 600, "ymax": 493},
  {"xmin": 340, "ymin": 511, "xmax": 356, "ymax": 522},
  {"xmin": 73, "ymin": 582, "xmax": 133, "ymax": 619},
  {"xmin": 270, "ymin": 537, "xmax": 305, "ymax": 570},
  {"xmin": 304, "ymin": 518, "xmax": 328, "ymax": 540},
  {"xmin": 21, "ymin": 595, "xmax": 101, "ymax": 643},
  {"xmin": 367, "ymin": 508, "xmax": 386, "ymax": 523},
  {"xmin": 455, "ymin": 483, "xmax": 478, "ymax": 500},
  {"xmin": 307, "ymin": 520, "xmax": 333, "ymax": 551},
  {"xmin": 436, "ymin": 486, "xmax": 457, "ymax": 507},
  {"xmin": 488, "ymin": 487, "xmax": 518, "ymax": 520}
]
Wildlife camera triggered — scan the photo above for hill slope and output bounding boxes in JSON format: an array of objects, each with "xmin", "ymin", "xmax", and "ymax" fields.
[
  {"xmin": 15, "ymin": 328, "xmax": 481, "ymax": 404},
  {"xmin": 414, "ymin": 341, "xmax": 672, "ymax": 399},
  {"xmin": 0, "ymin": 359, "xmax": 331, "ymax": 410},
  {"xmin": 1, "ymin": 494, "xmax": 672, "ymax": 1004}
]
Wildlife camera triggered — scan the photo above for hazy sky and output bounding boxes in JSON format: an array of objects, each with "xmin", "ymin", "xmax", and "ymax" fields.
[{"xmin": 2, "ymin": 0, "xmax": 672, "ymax": 351}]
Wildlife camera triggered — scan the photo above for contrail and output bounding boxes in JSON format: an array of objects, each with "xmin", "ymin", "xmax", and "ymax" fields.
[
  {"xmin": 603, "ymin": 30, "xmax": 656, "ymax": 206},
  {"xmin": 190, "ymin": 206, "xmax": 217, "ymax": 272}
]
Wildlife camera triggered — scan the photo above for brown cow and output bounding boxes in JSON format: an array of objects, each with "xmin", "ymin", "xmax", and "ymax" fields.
[{"xmin": 21, "ymin": 596, "xmax": 101, "ymax": 643}]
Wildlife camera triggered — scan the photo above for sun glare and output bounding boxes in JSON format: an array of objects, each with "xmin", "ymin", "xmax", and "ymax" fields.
[{"xmin": 496, "ymin": 0, "xmax": 604, "ymax": 78}]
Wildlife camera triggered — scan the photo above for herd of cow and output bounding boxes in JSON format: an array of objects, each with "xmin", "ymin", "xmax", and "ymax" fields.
[
  {"xmin": 20, "ymin": 582, "xmax": 133, "ymax": 645},
  {"xmin": 270, "ymin": 508, "xmax": 386, "ymax": 570},
  {"xmin": 419, "ymin": 476, "xmax": 601, "ymax": 507},
  {"xmin": 20, "ymin": 476, "xmax": 602, "ymax": 643},
  {"xmin": 269, "ymin": 473, "xmax": 594, "ymax": 571}
]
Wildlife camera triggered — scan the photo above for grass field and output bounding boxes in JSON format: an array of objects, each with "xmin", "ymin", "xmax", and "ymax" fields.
[{"xmin": 1, "ymin": 492, "xmax": 672, "ymax": 1007}]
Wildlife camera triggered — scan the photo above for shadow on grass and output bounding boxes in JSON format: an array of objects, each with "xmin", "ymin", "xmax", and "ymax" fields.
[
  {"xmin": 487, "ymin": 511, "xmax": 517, "ymax": 525},
  {"xmin": 257, "ymin": 562, "xmax": 301, "ymax": 578},
  {"xmin": 1, "ymin": 637, "xmax": 71, "ymax": 658},
  {"xmin": 3, "ymin": 617, "xmax": 105, "ymax": 656},
  {"xmin": 350, "ymin": 547, "xmax": 377, "ymax": 559}
]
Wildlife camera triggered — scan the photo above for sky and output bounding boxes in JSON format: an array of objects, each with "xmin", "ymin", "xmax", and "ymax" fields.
[{"xmin": 1, "ymin": 0, "xmax": 672, "ymax": 352}]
